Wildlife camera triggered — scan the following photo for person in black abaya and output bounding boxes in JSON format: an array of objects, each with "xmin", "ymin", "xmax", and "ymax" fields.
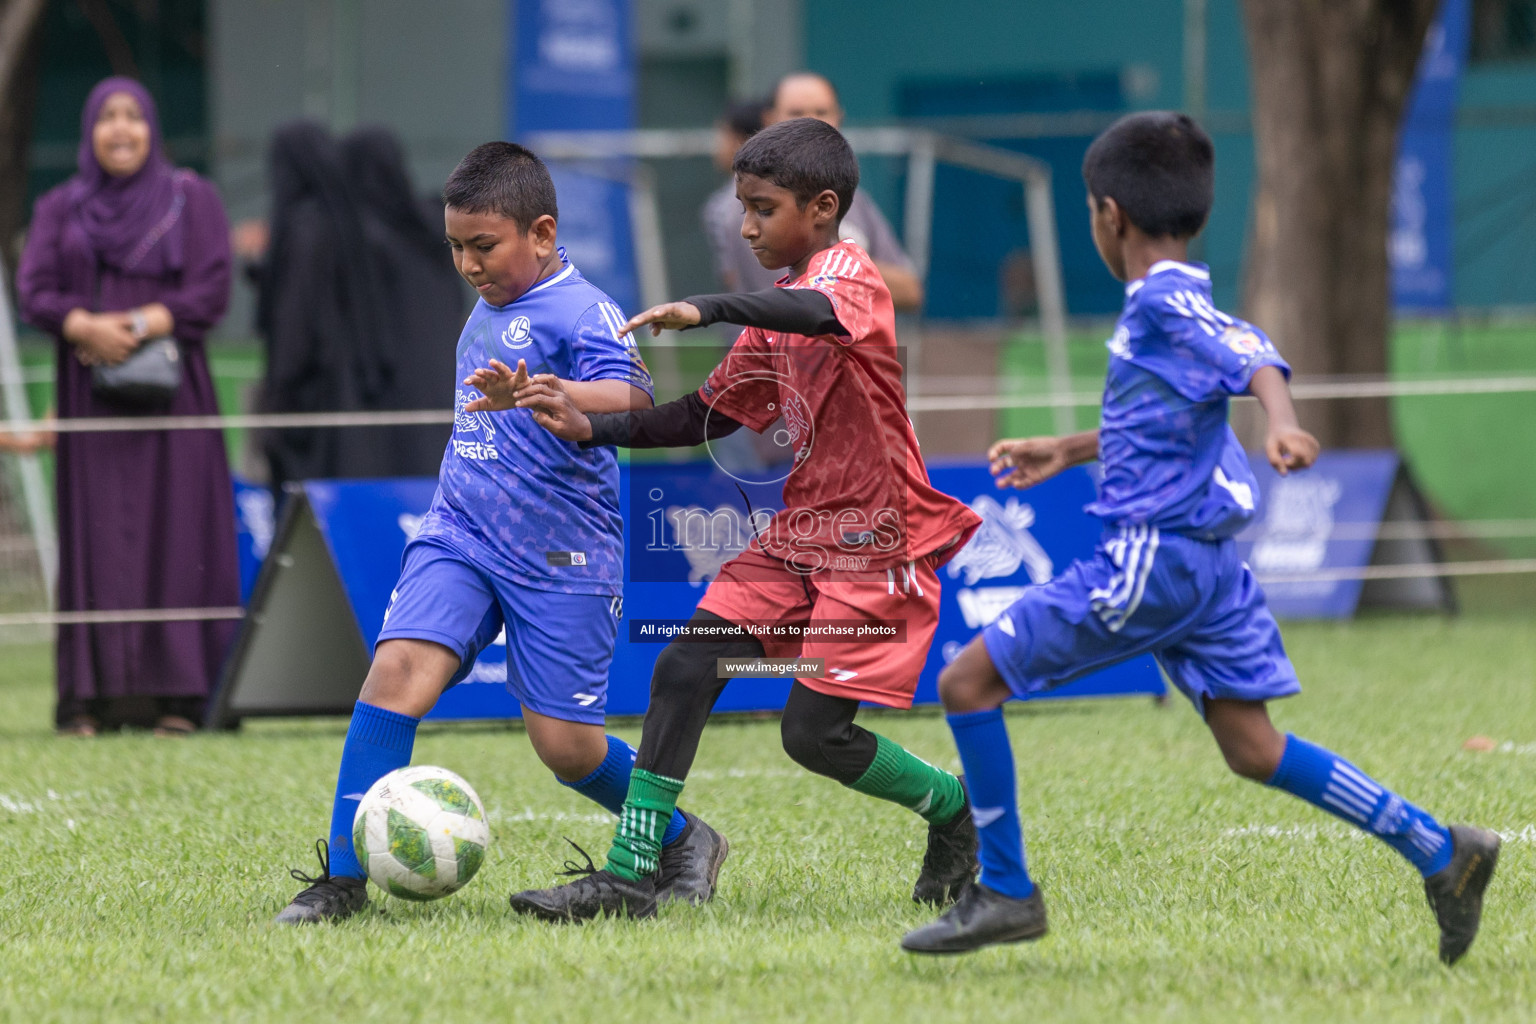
[
  {"xmin": 254, "ymin": 122, "xmax": 398, "ymax": 491},
  {"xmin": 341, "ymin": 127, "xmax": 467, "ymax": 476}
]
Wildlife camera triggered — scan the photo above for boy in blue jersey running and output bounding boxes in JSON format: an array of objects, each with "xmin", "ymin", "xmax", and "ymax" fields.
[
  {"xmin": 900, "ymin": 113, "xmax": 1499, "ymax": 964},
  {"xmin": 275, "ymin": 142, "xmax": 727, "ymax": 923}
]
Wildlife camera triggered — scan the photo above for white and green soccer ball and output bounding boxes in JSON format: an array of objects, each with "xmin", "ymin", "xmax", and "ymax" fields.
[{"xmin": 352, "ymin": 765, "xmax": 490, "ymax": 901}]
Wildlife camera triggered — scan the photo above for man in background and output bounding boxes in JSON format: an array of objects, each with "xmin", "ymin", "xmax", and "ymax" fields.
[
  {"xmin": 700, "ymin": 98, "xmax": 770, "ymax": 293},
  {"xmin": 702, "ymin": 73, "xmax": 924, "ymax": 311}
]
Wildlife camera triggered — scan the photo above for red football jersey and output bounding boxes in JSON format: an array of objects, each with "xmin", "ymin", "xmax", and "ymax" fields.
[{"xmin": 699, "ymin": 240, "xmax": 981, "ymax": 574}]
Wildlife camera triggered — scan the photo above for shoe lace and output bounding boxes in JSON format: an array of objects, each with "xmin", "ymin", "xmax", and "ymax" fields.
[
  {"xmin": 288, "ymin": 838, "xmax": 337, "ymax": 888},
  {"xmin": 556, "ymin": 837, "xmax": 600, "ymax": 879},
  {"xmin": 922, "ymin": 819, "xmax": 968, "ymax": 873}
]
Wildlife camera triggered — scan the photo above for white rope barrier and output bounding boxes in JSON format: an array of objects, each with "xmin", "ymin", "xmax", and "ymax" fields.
[
  {"xmin": 1255, "ymin": 558, "xmax": 1536, "ymax": 585},
  {"xmin": 0, "ymin": 408, "xmax": 454, "ymax": 435},
  {"xmin": 1242, "ymin": 519, "xmax": 1536, "ymax": 542},
  {"xmin": 3, "ymin": 373, "xmax": 1534, "ymax": 434},
  {"xmin": 4, "ymin": 560, "xmax": 1535, "ymax": 628},
  {"xmin": 0, "ymin": 372, "xmax": 1532, "ymax": 627},
  {"xmin": 0, "ymin": 607, "xmax": 245, "ymax": 627},
  {"xmin": 907, "ymin": 374, "xmax": 1536, "ymax": 413},
  {"xmin": 0, "ymin": 362, "xmax": 264, "ymax": 385}
]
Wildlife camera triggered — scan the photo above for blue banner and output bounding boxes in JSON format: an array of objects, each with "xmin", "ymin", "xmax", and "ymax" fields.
[
  {"xmin": 1236, "ymin": 450, "xmax": 1400, "ymax": 618},
  {"xmin": 232, "ymin": 477, "xmax": 275, "ymax": 605},
  {"xmin": 510, "ymin": 0, "xmax": 640, "ymax": 314},
  {"xmin": 291, "ymin": 461, "xmax": 1163, "ymax": 722},
  {"xmin": 1391, "ymin": 0, "xmax": 1469, "ymax": 310}
]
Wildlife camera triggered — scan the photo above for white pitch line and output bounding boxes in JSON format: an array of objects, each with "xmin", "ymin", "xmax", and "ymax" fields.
[{"xmin": 1223, "ymin": 823, "xmax": 1536, "ymax": 843}]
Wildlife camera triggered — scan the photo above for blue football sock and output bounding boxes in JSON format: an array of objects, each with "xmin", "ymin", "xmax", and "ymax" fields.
[
  {"xmin": 561, "ymin": 734, "xmax": 687, "ymax": 846},
  {"xmin": 326, "ymin": 701, "xmax": 419, "ymax": 879},
  {"xmin": 947, "ymin": 708, "xmax": 1035, "ymax": 899},
  {"xmin": 1266, "ymin": 733, "xmax": 1453, "ymax": 877}
]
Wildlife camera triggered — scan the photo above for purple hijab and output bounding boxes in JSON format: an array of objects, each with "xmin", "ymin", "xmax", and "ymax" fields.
[{"xmin": 65, "ymin": 76, "xmax": 186, "ymax": 274}]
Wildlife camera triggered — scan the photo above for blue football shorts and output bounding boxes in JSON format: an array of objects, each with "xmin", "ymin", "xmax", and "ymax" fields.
[
  {"xmin": 376, "ymin": 537, "xmax": 620, "ymax": 725},
  {"xmin": 983, "ymin": 524, "xmax": 1301, "ymax": 715}
]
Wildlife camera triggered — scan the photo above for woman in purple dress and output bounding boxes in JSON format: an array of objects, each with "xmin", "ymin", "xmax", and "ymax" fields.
[{"xmin": 16, "ymin": 77, "xmax": 239, "ymax": 736}]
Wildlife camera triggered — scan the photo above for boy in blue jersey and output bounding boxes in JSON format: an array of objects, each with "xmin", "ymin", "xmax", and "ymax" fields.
[
  {"xmin": 275, "ymin": 142, "xmax": 727, "ymax": 923},
  {"xmin": 901, "ymin": 113, "xmax": 1499, "ymax": 964}
]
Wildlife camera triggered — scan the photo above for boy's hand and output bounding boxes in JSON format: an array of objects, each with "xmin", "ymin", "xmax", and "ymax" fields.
[
  {"xmin": 463, "ymin": 359, "xmax": 531, "ymax": 412},
  {"xmin": 515, "ymin": 376, "xmax": 594, "ymax": 442},
  {"xmin": 987, "ymin": 436, "xmax": 1071, "ymax": 489},
  {"xmin": 619, "ymin": 302, "xmax": 701, "ymax": 337},
  {"xmin": 1265, "ymin": 425, "xmax": 1320, "ymax": 476},
  {"xmin": 1248, "ymin": 367, "xmax": 1316, "ymax": 474}
]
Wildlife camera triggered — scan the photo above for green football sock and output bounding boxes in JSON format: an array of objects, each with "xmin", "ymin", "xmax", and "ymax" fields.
[
  {"xmin": 605, "ymin": 768, "xmax": 685, "ymax": 882},
  {"xmin": 848, "ymin": 734, "xmax": 966, "ymax": 825}
]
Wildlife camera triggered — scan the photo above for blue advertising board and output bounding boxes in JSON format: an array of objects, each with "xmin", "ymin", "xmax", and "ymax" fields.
[
  {"xmin": 1236, "ymin": 450, "xmax": 1401, "ymax": 619},
  {"xmin": 282, "ymin": 460, "xmax": 1163, "ymax": 722},
  {"xmin": 510, "ymin": 0, "xmax": 640, "ymax": 314},
  {"xmin": 221, "ymin": 446, "xmax": 1427, "ymax": 727},
  {"xmin": 1392, "ymin": 0, "xmax": 1469, "ymax": 310},
  {"xmin": 232, "ymin": 476, "xmax": 275, "ymax": 605}
]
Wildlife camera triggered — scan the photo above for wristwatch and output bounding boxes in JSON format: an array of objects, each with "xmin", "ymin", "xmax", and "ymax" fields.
[{"xmin": 129, "ymin": 308, "xmax": 149, "ymax": 341}]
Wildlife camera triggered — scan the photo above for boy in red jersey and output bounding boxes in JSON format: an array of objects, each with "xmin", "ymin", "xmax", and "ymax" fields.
[{"xmin": 482, "ymin": 117, "xmax": 984, "ymax": 920}]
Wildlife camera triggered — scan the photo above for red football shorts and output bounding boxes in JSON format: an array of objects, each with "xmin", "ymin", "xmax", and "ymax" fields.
[{"xmin": 696, "ymin": 546, "xmax": 942, "ymax": 708}]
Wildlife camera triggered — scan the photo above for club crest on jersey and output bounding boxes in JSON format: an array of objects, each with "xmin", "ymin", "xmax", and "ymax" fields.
[
  {"xmin": 1220, "ymin": 326, "xmax": 1267, "ymax": 357},
  {"xmin": 501, "ymin": 315, "xmax": 534, "ymax": 350},
  {"xmin": 1107, "ymin": 325, "xmax": 1131, "ymax": 359}
]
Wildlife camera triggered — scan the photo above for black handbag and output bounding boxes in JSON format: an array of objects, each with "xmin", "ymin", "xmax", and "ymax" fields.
[
  {"xmin": 91, "ymin": 335, "xmax": 182, "ymax": 407},
  {"xmin": 89, "ymin": 257, "xmax": 182, "ymax": 408}
]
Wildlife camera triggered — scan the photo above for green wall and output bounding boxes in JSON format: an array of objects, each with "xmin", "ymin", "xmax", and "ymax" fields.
[{"xmin": 807, "ymin": 0, "xmax": 1536, "ymax": 312}]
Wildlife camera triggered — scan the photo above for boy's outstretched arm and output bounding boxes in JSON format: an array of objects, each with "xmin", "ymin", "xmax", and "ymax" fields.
[
  {"xmin": 1248, "ymin": 365, "xmax": 1319, "ymax": 475},
  {"xmin": 463, "ymin": 359, "xmax": 652, "ymax": 414},
  {"xmin": 514, "ymin": 375, "xmax": 745, "ymax": 450},
  {"xmin": 620, "ymin": 288, "xmax": 844, "ymax": 338},
  {"xmin": 988, "ymin": 430, "xmax": 1099, "ymax": 490}
]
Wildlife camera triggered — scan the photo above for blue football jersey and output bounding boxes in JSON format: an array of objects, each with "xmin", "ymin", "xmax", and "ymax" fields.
[
  {"xmin": 414, "ymin": 252, "xmax": 653, "ymax": 595},
  {"xmin": 1086, "ymin": 261, "xmax": 1290, "ymax": 539}
]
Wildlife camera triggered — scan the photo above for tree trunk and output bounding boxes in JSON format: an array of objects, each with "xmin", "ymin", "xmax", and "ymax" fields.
[
  {"xmin": 1241, "ymin": 0, "xmax": 1439, "ymax": 449},
  {"xmin": 0, "ymin": 0, "xmax": 47, "ymax": 271}
]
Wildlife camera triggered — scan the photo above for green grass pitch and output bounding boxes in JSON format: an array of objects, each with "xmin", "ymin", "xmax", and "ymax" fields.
[{"xmin": 2, "ymin": 614, "xmax": 1534, "ymax": 1021}]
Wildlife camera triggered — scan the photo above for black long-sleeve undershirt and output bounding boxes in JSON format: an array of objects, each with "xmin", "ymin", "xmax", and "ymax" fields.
[
  {"xmin": 582, "ymin": 391, "xmax": 742, "ymax": 450},
  {"xmin": 686, "ymin": 286, "xmax": 845, "ymax": 336},
  {"xmin": 580, "ymin": 287, "xmax": 844, "ymax": 450}
]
